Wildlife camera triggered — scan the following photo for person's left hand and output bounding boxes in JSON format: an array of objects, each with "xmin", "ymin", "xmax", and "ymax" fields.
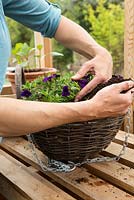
[{"xmin": 72, "ymin": 49, "xmax": 113, "ymax": 101}]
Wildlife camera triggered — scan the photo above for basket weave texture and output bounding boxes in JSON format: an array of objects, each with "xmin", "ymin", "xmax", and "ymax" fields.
[{"xmin": 32, "ymin": 116, "xmax": 124, "ymax": 163}]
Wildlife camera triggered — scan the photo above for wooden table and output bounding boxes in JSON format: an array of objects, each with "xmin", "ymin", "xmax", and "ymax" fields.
[{"xmin": 0, "ymin": 130, "xmax": 134, "ymax": 200}]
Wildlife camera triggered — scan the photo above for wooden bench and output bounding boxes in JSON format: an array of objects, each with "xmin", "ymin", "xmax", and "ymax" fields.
[{"xmin": 0, "ymin": 130, "xmax": 134, "ymax": 200}]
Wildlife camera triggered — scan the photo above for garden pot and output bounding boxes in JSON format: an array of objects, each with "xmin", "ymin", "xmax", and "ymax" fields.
[{"xmin": 6, "ymin": 67, "xmax": 57, "ymax": 94}]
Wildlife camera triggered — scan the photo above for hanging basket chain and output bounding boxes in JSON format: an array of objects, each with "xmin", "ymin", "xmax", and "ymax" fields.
[
  {"xmin": 27, "ymin": 108, "xmax": 131, "ymax": 172},
  {"xmin": 115, "ymin": 107, "xmax": 131, "ymax": 160},
  {"xmin": 27, "ymin": 134, "xmax": 76, "ymax": 172}
]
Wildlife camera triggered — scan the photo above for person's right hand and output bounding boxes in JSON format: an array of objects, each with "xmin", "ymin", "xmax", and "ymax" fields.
[{"xmin": 88, "ymin": 80, "xmax": 134, "ymax": 119}]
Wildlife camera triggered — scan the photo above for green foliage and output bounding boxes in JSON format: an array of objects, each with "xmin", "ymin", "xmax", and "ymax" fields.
[
  {"xmin": 108, "ymin": 0, "xmax": 124, "ymax": 4},
  {"xmin": 52, "ymin": 0, "xmax": 91, "ymax": 69},
  {"xmin": 12, "ymin": 43, "xmax": 35, "ymax": 69},
  {"xmin": 7, "ymin": 0, "xmax": 124, "ymax": 72},
  {"xmin": 85, "ymin": 0, "xmax": 124, "ymax": 70},
  {"xmin": 21, "ymin": 73, "xmax": 80, "ymax": 102},
  {"xmin": 7, "ymin": 18, "xmax": 34, "ymax": 47},
  {"xmin": 52, "ymin": 0, "xmax": 124, "ymax": 70},
  {"xmin": 11, "ymin": 43, "xmax": 36, "ymax": 69},
  {"xmin": 21, "ymin": 72, "xmax": 93, "ymax": 102},
  {"xmin": 52, "ymin": 40, "xmax": 73, "ymax": 71},
  {"xmin": 34, "ymin": 44, "xmax": 43, "ymax": 69},
  {"xmin": 11, "ymin": 42, "xmax": 64, "ymax": 70}
]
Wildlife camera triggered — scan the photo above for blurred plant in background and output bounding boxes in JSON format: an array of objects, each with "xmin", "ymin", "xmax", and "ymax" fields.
[
  {"xmin": 7, "ymin": 0, "xmax": 124, "ymax": 74},
  {"xmin": 52, "ymin": 0, "xmax": 124, "ymax": 73},
  {"xmin": 11, "ymin": 42, "xmax": 36, "ymax": 69},
  {"xmin": 85, "ymin": 0, "xmax": 124, "ymax": 73},
  {"xmin": 7, "ymin": 18, "xmax": 34, "ymax": 47},
  {"xmin": 10, "ymin": 42, "xmax": 64, "ymax": 71}
]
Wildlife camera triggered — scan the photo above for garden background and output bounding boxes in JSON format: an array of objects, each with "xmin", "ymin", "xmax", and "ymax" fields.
[{"xmin": 7, "ymin": 0, "xmax": 124, "ymax": 74}]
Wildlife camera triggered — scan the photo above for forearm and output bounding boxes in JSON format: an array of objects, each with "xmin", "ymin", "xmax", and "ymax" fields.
[
  {"xmin": 55, "ymin": 16, "xmax": 110, "ymax": 59},
  {"xmin": 0, "ymin": 98, "xmax": 95, "ymax": 137}
]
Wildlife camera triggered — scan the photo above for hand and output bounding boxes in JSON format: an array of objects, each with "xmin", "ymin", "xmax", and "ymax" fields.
[
  {"xmin": 72, "ymin": 48, "xmax": 113, "ymax": 101},
  {"xmin": 88, "ymin": 81, "xmax": 134, "ymax": 119}
]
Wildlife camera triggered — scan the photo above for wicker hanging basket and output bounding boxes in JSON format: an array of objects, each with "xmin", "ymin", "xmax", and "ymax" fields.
[
  {"xmin": 31, "ymin": 116, "xmax": 124, "ymax": 163},
  {"xmin": 15, "ymin": 65, "xmax": 124, "ymax": 164}
]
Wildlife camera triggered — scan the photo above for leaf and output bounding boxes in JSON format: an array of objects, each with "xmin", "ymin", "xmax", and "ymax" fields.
[
  {"xmin": 50, "ymin": 52, "xmax": 64, "ymax": 57},
  {"xmin": 37, "ymin": 44, "xmax": 43, "ymax": 50}
]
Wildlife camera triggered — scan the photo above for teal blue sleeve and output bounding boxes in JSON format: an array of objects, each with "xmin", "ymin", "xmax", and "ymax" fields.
[
  {"xmin": 0, "ymin": 0, "xmax": 11, "ymax": 91},
  {"xmin": 2, "ymin": 0, "xmax": 61, "ymax": 38}
]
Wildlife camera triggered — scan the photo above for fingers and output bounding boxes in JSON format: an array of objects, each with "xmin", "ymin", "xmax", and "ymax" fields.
[
  {"xmin": 118, "ymin": 89, "xmax": 133, "ymax": 112},
  {"xmin": 72, "ymin": 63, "xmax": 94, "ymax": 80},
  {"xmin": 75, "ymin": 75, "xmax": 105, "ymax": 101},
  {"xmin": 131, "ymin": 89, "xmax": 134, "ymax": 97},
  {"xmin": 113, "ymin": 81, "xmax": 134, "ymax": 93}
]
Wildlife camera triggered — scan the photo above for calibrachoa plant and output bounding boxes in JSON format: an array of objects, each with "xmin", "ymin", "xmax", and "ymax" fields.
[{"xmin": 21, "ymin": 73, "xmax": 93, "ymax": 102}]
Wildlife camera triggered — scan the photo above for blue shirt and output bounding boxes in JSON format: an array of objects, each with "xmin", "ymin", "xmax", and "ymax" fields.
[{"xmin": 0, "ymin": 0, "xmax": 61, "ymax": 91}]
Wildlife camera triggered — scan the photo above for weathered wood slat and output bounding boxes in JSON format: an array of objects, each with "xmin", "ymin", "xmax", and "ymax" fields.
[
  {"xmin": 34, "ymin": 34, "xmax": 53, "ymax": 68},
  {"xmin": 1, "ymin": 85, "xmax": 13, "ymax": 95},
  {"xmin": 58, "ymin": 167, "xmax": 134, "ymax": 200},
  {"xmin": 0, "ymin": 194, "xmax": 7, "ymax": 200},
  {"xmin": 0, "ymin": 149, "xmax": 75, "ymax": 200},
  {"xmin": 86, "ymin": 161, "xmax": 134, "ymax": 195},
  {"xmin": 0, "ymin": 94, "xmax": 16, "ymax": 98},
  {"xmin": 124, "ymin": 0, "xmax": 134, "ymax": 133},
  {"xmin": 0, "ymin": 174, "xmax": 29, "ymax": 200},
  {"xmin": 114, "ymin": 130, "xmax": 134, "ymax": 149},
  {"xmin": 102, "ymin": 142, "xmax": 134, "ymax": 168},
  {"xmin": 1, "ymin": 137, "xmax": 134, "ymax": 200}
]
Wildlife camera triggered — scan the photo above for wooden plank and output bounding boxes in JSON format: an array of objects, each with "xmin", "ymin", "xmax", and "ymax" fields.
[
  {"xmin": 102, "ymin": 142, "xmax": 134, "ymax": 168},
  {"xmin": 0, "ymin": 174, "xmax": 29, "ymax": 200},
  {"xmin": 0, "ymin": 195, "xmax": 6, "ymax": 200},
  {"xmin": 1, "ymin": 85, "xmax": 13, "ymax": 95},
  {"xmin": 114, "ymin": 130, "xmax": 134, "ymax": 149},
  {"xmin": 124, "ymin": 0, "xmax": 134, "ymax": 133},
  {"xmin": 0, "ymin": 149, "xmax": 75, "ymax": 200},
  {"xmin": 1, "ymin": 137, "xmax": 134, "ymax": 200},
  {"xmin": 43, "ymin": 38, "xmax": 53, "ymax": 68},
  {"xmin": 34, "ymin": 32, "xmax": 53, "ymax": 68},
  {"xmin": 0, "ymin": 94, "xmax": 16, "ymax": 98},
  {"xmin": 34, "ymin": 32, "xmax": 45, "ymax": 68},
  {"xmin": 28, "ymin": 166, "xmax": 39, "ymax": 173},
  {"xmin": 0, "ymin": 193, "xmax": 8, "ymax": 200},
  {"xmin": 85, "ymin": 161, "xmax": 134, "ymax": 195},
  {"xmin": 58, "ymin": 167, "xmax": 134, "ymax": 200}
]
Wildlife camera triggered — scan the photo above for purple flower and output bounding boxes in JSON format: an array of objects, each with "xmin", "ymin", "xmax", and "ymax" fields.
[
  {"xmin": 21, "ymin": 89, "xmax": 32, "ymax": 97},
  {"xmin": 43, "ymin": 76, "xmax": 52, "ymax": 82},
  {"xmin": 83, "ymin": 74, "xmax": 90, "ymax": 79},
  {"xmin": 62, "ymin": 86, "xmax": 70, "ymax": 97},
  {"xmin": 78, "ymin": 79, "xmax": 88, "ymax": 88},
  {"xmin": 43, "ymin": 74, "xmax": 60, "ymax": 82},
  {"xmin": 51, "ymin": 74, "xmax": 60, "ymax": 78}
]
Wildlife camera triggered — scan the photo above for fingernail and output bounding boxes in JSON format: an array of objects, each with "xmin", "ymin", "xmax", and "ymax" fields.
[
  {"xmin": 128, "ymin": 82, "xmax": 134, "ymax": 88},
  {"xmin": 72, "ymin": 74, "xmax": 81, "ymax": 79},
  {"xmin": 72, "ymin": 75, "xmax": 77, "ymax": 79}
]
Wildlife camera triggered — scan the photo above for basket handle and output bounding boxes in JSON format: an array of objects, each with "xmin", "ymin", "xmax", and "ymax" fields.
[{"xmin": 15, "ymin": 65, "xmax": 26, "ymax": 99}]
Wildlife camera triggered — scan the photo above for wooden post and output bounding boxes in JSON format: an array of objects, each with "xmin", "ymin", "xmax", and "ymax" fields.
[
  {"xmin": 34, "ymin": 32, "xmax": 53, "ymax": 68},
  {"xmin": 124, "ymin": 0, "xmax": 134, "ymax": 133},
  {"xmin": 43, "ymin": 37, "xmax": 53, "ymax": 68}
]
